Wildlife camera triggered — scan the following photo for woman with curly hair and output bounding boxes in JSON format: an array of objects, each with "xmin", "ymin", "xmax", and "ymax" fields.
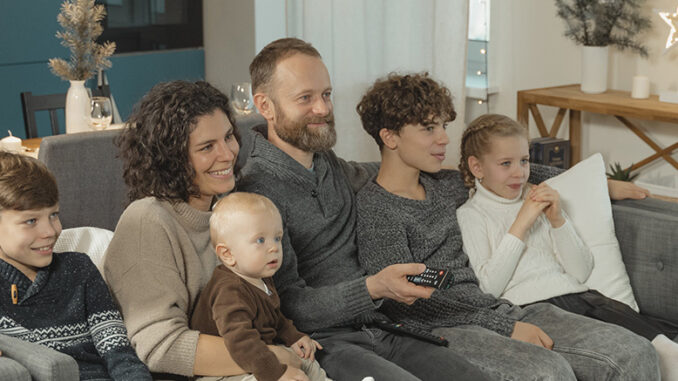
[{"xmin": 103, "ymin": 81, "xmax": 298, "ymax": 379}]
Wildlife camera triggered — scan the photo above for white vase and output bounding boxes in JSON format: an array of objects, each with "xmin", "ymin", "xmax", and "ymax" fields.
[
  {"xmin": 65, "ymin": 80, "xmax": 90, "ymax": 134},
  {"xmin": 580, "ymin": 46, "xmax": 609, "ymax": 94}
]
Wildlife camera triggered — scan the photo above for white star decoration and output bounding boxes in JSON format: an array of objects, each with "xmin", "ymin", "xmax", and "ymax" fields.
[{"xmin": 659, "ymin": 6, "xmax": 678, "ymax": 51}]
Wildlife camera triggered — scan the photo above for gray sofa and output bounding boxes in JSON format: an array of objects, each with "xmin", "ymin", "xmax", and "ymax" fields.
[{"xmin": 613, "ymin": 197, "xmax": 678, "ymax": 325}]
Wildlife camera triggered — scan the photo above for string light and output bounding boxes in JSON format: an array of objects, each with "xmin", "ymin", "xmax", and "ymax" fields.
[
  {"xmin": 480, "ymin": 48, "xmax": 486, "ymax": 54},
  {"xmin": 659, "ymin": 7, "xmax": 678, "ymax": 51},
  {"xmin": 477, "ymin": 100, "xmax": 483, "ymax": 105},
  {"xmin": 476, "ymin": 70, "xmax": 483, "ymax": 76}
]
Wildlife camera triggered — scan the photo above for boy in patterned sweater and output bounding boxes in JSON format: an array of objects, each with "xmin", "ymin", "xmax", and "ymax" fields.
[{"xmin": 0, "ymin": 151, "xmax": 151, "ymax": 380}]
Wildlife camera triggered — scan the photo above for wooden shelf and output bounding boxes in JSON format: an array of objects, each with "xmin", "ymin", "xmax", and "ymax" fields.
[{"xmin": 517, "ymin": 84, "xmax": 678, "ymax": 171}]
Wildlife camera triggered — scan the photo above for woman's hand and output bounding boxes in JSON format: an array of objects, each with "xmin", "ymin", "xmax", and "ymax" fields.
[
  {"xmin": 268, "ymin": 345, "xmax": 302, "ymax": 369},
  {"xmin": 509, "ymin": 185, "xmax": 549, "ymax": 240},
  {"xmin": 290, "ymin": 336, "xmax": 322, "ymax": 361},
  {"xmin": 529, "ymin": 183, "xmax": 565, "ymax": 228},
  {"xmin": 278, "ymin": 365, "xmax": 310, "ymax": 381}
]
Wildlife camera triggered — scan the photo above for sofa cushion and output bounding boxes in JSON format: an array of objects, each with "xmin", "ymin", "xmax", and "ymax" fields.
[
  {"xmin": 612, "ymin": 198, "xmax": 678, "ymax": 321},
  {"xmin": 54, "ymin": 227, "xmax": 114, "ymax": 276},
  {"xmin": 545, "ymin": 153, "xmax": 639, "ymax": 311}
]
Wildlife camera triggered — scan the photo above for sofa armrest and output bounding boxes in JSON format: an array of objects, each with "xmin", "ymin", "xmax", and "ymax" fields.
[
  {"xmin": 612, "ymin": 198, "xmax": 678, "ymax": 322},
  {"xmin": 0, "ymin": 334, "xmax": 79, "ymax": 381}
]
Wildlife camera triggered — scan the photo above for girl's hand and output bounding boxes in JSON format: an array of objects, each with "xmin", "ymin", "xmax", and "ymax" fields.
[
  {"xmin": 529, "ymin": 183, "xmax": 565, "ymax": 228},
  {"xmin": 291, "ymin": 336, "xmax": 322, "ymax": 361},
  {"xmin": 509, "ymin": 185, "xmax": 549, "ymax": 240}
]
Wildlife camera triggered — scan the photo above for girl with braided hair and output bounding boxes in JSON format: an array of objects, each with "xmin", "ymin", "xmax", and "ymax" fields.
[{"xmin": 457, "ymin": 113, "xmax": 678, "ymax": 380}]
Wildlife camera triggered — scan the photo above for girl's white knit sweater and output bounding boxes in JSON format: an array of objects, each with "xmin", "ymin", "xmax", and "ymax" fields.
[{"xmin": 457, "ymin": 180, "xmax": 593, "ymax": 306}]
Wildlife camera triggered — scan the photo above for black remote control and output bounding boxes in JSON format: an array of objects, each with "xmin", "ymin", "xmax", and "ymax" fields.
[
  {"xmin": 374, "ymin": 320, "xmax": 449, "ymax": 346},
  {"xmin": 407, "ymin": 267, "xmax": 453, "ymax": 289}
]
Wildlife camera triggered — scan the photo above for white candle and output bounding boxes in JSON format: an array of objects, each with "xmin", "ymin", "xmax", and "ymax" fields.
[
  {"xmin": 631, "ymin": 76, "xmax": 650, "ymax": 99},
  {"xmin": 0, "ymin": 131, "xmax": 22, "ymax": 154}
]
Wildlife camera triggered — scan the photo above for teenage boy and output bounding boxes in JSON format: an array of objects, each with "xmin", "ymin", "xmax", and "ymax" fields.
[{"xmin": 0, "ymin": 151, "xmax": 151, "ymax": 380}]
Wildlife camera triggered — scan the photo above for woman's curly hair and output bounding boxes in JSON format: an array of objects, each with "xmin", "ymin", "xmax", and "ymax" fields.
[
  {"xmin": 117, "ymin": 80, "xmax": 239, "ymax": 203},
  {"xmin": 356, "ymin": 72, "xmax": 456, "ymax": 149},
  {"xmin": 458, "ymin": 114, "xmax": 528, "ymax": 189}
]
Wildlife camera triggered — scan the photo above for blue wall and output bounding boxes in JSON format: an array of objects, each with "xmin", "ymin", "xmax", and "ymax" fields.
[{"xmin": 0, "ymin": 1, "xmax": 204, "ymax": 139}]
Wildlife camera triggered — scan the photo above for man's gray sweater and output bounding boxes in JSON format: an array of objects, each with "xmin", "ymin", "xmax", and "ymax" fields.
[{"xmin": 238, "ymin": 127, "xmax": 381, "ymax": 332}]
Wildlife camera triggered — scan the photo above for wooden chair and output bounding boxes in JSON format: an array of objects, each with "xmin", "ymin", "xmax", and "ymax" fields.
[{"xmin": 20, "ymin": 91, "xmax": 67, "ymax": 138}]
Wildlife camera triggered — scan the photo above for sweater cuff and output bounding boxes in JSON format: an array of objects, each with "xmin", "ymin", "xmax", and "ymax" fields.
[
  {"xmin": 155, "ymin": 329, "xmax": 200, "ymax": 376},
  {"xmin": 500, "ymin": 233, "xmax": 526, "ymax": 254},
  {"xmin": 484, "ymin": 309, "xmax": 518, "ymax": 337},
  {"xmin": 345, "ymin": 276, "xmax": 383, "ymax": 317}
]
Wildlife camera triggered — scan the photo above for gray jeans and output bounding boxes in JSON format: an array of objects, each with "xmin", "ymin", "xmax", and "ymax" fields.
[
  {"xmin": 433, "ymin": 302, "xmax": 660, "ymax": 381},
  {"xmin": 312, "ymin": 325, "xmax": 491, "ymax": 381}
]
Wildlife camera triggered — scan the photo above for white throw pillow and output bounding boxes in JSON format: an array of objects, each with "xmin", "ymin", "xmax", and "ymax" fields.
[
  {"xmin": 545, "ymin": 153, "xmax": 639, "ymax": 311},
  {"xmin": 54, "ymin": 227, "xmax": 114, "ymax": 276}
]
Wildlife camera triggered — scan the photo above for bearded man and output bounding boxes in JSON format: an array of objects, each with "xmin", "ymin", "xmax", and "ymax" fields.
[{"xmin": 237, "ymin": 38, "xmax": 490, "ymax": 381}]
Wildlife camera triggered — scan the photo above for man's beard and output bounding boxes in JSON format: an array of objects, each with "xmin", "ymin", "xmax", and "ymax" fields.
[{"xmin": 273, "ymin": 106, "xmax": 337, "ymax": 152}]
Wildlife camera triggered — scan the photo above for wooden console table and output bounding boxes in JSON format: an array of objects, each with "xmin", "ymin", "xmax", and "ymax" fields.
[{"xmin": 517, "ymin": 84, "xmax": 678, "ymax": 170}]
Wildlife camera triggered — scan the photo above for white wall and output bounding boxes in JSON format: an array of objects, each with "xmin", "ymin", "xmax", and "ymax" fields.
[
  {"xmin": 203, "ymin": 0, "xmax": 256, "ymax": 95},
  {"xmin": 488, "ymin": 0, "xmax": 678, "ymax": 183}
]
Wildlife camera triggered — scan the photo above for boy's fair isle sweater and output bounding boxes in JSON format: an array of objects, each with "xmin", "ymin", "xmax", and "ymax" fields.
[
  {"xmin": 191, "ymin": 265, "xmax": 304, "ymax": 381},
  {"xmin": 457, "ymin": 181, "xmax": 593, "ymax": 306},
  {"xmin": 0, "ymin": 252, "xmax": 151, "ymax": 380},
  {"xmin": 356, "ymin": 169, "xmax": 561, "ymax": 336},
  {"xmin": 238, "ymin": 126, "xmax": 382, "ymax": 332},
  {"xmin": 103, "ymin": 197, "xmax": 217, "ymax": 376}
]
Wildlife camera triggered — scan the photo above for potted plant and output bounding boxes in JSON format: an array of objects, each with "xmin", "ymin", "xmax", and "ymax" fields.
[
  {"xmin": 555, "ymin": 0, "xmax": 651, "ymax": 94},
  {"xmin": 49, "ymin": 0, "xmax": 115, "ymax": 134},
  {"xmin": 606, "ymin": 162, "xmax": 639, "ymax": 182}
]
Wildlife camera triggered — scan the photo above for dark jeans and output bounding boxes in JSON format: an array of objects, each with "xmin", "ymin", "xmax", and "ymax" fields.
[
  {"xmin": 540, "ymin": 290, "xmax": 678, "ymax": 341},
  {"xmin": 313, "ymin": 325, "xmax": 490, "ymax": 381}
]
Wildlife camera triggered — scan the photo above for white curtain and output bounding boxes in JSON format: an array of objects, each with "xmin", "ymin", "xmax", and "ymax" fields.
[{"xmin": 285, "ymin": 0, "xmax": 469, "ymax": 164}]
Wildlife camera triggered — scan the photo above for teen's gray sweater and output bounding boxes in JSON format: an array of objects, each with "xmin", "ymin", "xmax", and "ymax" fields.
[
  {"xmin": 238, "ymin": 125, "xmax": 560, "ymax": 334},
  {"xmin": 358, "ymin": 171, "xmax": 523, "ymax": 336}
]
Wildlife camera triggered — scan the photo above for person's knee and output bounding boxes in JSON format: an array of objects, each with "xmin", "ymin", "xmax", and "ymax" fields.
[
  {"xmin": 513, "ymin": 350, "xmax": 575, "ymax": 381},
  {"xmin": 616, "ymin": 335, "xmax": 660, "ymax": 380}
]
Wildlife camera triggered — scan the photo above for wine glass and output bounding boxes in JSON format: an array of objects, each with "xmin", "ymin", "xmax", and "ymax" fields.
[
  {"xmin": 89, "ymin": 96, "xmax": 113, "ymax": 130},
  {"xmin": 231, "ymin": 82, "xmax": 254, "ymax": 115}
]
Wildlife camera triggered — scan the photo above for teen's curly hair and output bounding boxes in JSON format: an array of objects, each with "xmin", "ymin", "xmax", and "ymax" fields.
[
  {"xmin": 458, "ymin": 114, "xmax": 527, "ymax": 189},
  {"xmin": 356, "ymin": 72, "xmax": 456, "ymax": 149},
  {"xmin": 117, "ymin": 80, "xmax": 239, "ymax": 203}
]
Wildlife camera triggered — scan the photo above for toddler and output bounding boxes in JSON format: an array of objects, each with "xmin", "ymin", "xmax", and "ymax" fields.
[{"xmin": 191, "ymin": 192, "xmax": 331, "ymax": 381}]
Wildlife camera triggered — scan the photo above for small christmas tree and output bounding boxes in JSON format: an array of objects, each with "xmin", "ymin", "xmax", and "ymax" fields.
[
  {"xmin": 555, "ymin": 0, "xmax": 652, "ymax": 57},
  {"xmin": 49, "ymin": 0, "xmax": 116, "ymax": 81}
]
